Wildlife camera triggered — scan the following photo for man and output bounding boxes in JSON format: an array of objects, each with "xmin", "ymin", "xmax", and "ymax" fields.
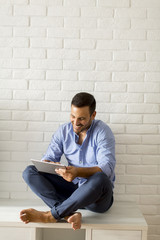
[{"xmin": 20, "ymin": 92, "xmax": 116, "ymax": 230}]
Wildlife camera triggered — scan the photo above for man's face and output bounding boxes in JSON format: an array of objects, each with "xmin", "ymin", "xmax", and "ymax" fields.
[{"xmin": 70, "ymin": 105, "xmax": 96, "ymax": 134}]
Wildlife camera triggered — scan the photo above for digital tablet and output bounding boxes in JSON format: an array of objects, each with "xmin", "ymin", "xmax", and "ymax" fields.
[{"xmin": 31, "ymin": 159, "xmax": 66, "ymax": 174}]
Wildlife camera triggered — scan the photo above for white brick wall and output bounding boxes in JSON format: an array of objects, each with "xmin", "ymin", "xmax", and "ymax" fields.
[{"xmin": 0, "ymin": 1, "xmax": 159, "ymax": 240}]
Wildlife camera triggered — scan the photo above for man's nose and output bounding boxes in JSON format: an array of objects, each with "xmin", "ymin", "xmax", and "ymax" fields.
[{"xmin": 74, "ymin": 119, "xmax": 80, "ymax": 126}]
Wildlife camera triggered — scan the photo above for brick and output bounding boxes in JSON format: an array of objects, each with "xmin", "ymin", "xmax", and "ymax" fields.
[
  {"xmin": 11, "ymin": 152, "xmax": 42, "ymax": 161},
  {"xmin": 45, "ymin": 91, "xmax": 77, "ymax": 101},
  {"xmin": 14, "ymin": 5, "xmax": 46, "ymax": 16},
  {"xmin": 13, "ymin": 90, "xmax": 44, "ymax": 100},
  {"xmin": 140, "ymin": 196, "xmax": 160, "ymax": 205},
  {"xmin": 0, "ymin": 16, "xmax": 29, "ymax": 26},
  {"xmin": 114, "ymin": 29, "xmax": 146, "ymax": 40},
  {"xmin": 28, "ymin": 142, "xmax": 49, "ymax": 152},
  {"xmin": 142, "ymin": 135, "xmax": 160, "ymax": 145},
  {"xmin": 30, "ymin": 59, "xmax": 62, "ymax": 70},
  {"xmin": 96, "ymin": 113, "xmax": 110, "ymax": 123},
  {"xmin": 0, "ymin": 121, "xmax": 27, "ymax": 131},
  {"xmin": 0, "ymin": 5, "xmax": 12, "ymax": 15},
  {"xmin": 115, "ymin": 144, "xmax": 126, "ymax": 154},
  {"xmin": 0, "ymin": 80, "xmax": 27, "ymax": 89},
  {"xmin": 144, "ymin": 93, "xmax": 160, "ymax": 103},
  {"xmin": 130, "ymin": 40, "xmax": 160, "ymax": 51},
  {"xmin": 14, "ymin": 27, "xmax": 46, "ymax": 37},
  {"xmin": 95, "ymin": 82, "xmax": 126, "ymax": 92},
  {"xmin": 115, "ymin": 8, "xmax": 146, "ymax": 18},
  {"xmin": 30, "ymin": 38, "xmax": 62, "ymax": 48},
  {"xmin": 115, "ymin": 194, "xmax": 140, "ymax": 202},
  {"xmin": 98, "ymin": 18, "xmax": 130, "ymax": 29},
  {"xmin": 13, "ymin": 48, "xmax": 45, "ymax": 58},
  {"xmin": 48, "ymin": 6, "xmax": 80, "ymax": 16},
  {"xmin": 98, "ymin": 0, "xmax": 130, "ymax": 7},
  {"xmin": 0, "ymin": 141, "xmax": 27, "ymax": 151},
  {"xmin": 0, "ymin": 59, "xmax": 28, "ymax": 69},
  {"xmin": 12, "ymin": 132, "xmax": 43, "ymax": 141},
  {"xmin": 113, "ymin": 51, "xmax": 145, "ymax": 61},
  {"xmin": 116, "ymin": 154, "xmax": 141, "ymax": 164},
  {"xmin": 31, "ymin": 17, "xmax": 63, "ymax": 27},
  {"xmin": 48, "ymin": 28, "xmax": 79, "ymax": 38},
  {"xmin": 114, "ymin": 184, "xmax": 125, "ymax": 194},
  {"xmin": 0, "ymin": 132, "xmax": 11, "ymax": 141},
  {"xmin": 147, "ymin": 8, "xmax": 160, "ymax": 18},
  {"xmin": 130, "ymin": 62, "xmax": 160, "ymax": 72},
  {"xmin": 110, "ymin": 114, "xmax": 142, "ymax": 124},
  {"xmin": 46, "ymin": 70, "xmax": 78, "ymax": 80},
  {"xmin": 0, "ymin": 100, "xmax": 27, "ymax": 110},
  {"xmin": 142, "ymin": 156, "xmax": 160, "ymax": 165},
  {"xmin": 0, "ymin": 172, "xmax": 10, "ymax": 181},
  {"xmin": 80, "ymin": 50, "xmax": 112, "ymax": 60},
  {"xmin": 131, "ymin": 0, "xmax": 160, "ymax": 7},
  {"xmin": 29, "ymin": 101, "xmax": 60, "ymax": 111},
  {"xmin": 111, "ymin": 93, "xmax": 143, "ymax": 103},
  {"xmin": 145, "ymin": 73, "xmax": 160, "ymax": 82},
  {"xmin": 147, "ymin": 30, "xmax": 160, "ymax": 40},
  {"xmin": 0, "ymin": 90, "xmax": 12, "ymax": 100},
  {"xmin": 146, "ymin": 52, "xmax": 160, "ymax": 61},
  {"xmin": 64, "ymin": 0, "xmax": 96, "ymax": 6},
  {"xmin": 0, "ymin": 27, "xmax": 12, "ymax": 37},
  {"xmin": 113, "ymin": 72, "xmax": 144, "ymax": 82},
  {"xmin": 12, "ymin": 111, "xmax": 44, "ymax": 121},
  {"xmin": 62, "ymin": 81, "xmax": 94, "ymax": 91},
  {"xmin": 127, "ymin": 104, "xmax": 159, "ymax": 114},
  {"xmin": 109, "ymin": 124, "xmax": 125, "ymax": 134},
  {"xmin": 64, "ymin": 39, "xmax": 96, "ymax": 49},
  {"xmin": 28, "ymin": 122, "xmax": 59, "ymax": 132},
  {"xmin": 45, "ymin": 112, "xmax": 69, "ymax": 122},
  {"xmin": 63, "ymin": 60, "xmax": 95, "ymax": 70},
  {"xmin": 115, "ymin": 134, "xmax": 141, "ymax": 144},
  {"xmin": 0, "ymin": 69, "xmax": 12, "ymax": 79},
  {"xmin": 47, "ymin": 49, "xmax": 79, "ymax": 60},
  {"xmin": 127, "ymin": 165, "xmax": 158, "ymax": 175},
  {"xmin": 81, "ymin": 7, "xmax": 113, "ymax": 17},
  {"xmin": 0, "ymin": 182, "xmax": 26, "ymax": 191},
  {"xmin": 0, "ymin": 111, "xmax": 11, "ymax": 120},
  {"xmin": 143, "ymin": 115, "xmax": 160, "ymax": 124},
  {"xmin": 115, "ymin": 165, "xmax": 125, "ymax": 174},
  {"xmin": 97, "ymin": 103, "xmax": 126, "ymax": 113},
  {"xmin": 126, "ymin": 125, "xmax": 158, "ymax": 134},
  {"xmin": 13, "ymin": 69, "xmax": 45, "ymax": 80},
  {"xmin": 64, "ymin": 17, "xmax": 97, "ymax": 28},
  {"xmin": 127, "ymin": 145, "xmax": 158, "ymax": 155},
  {"xmin": 81, "ymin": 29, "xmax": 112, "ymax": 39},
  {"xmin": 126, "ymin": 185, "xmax": 157, "ymax": 195},
  {"xmin": 142, "ymin": 176, "xmax": 160, "ymax": 185},
  {"xmin": 0, "ymin": 37, "xmax": 28, "ymax": 47},
  {"xmin": 131, "ymin": 19, "xmax": 160, "ymax": 29},
  {"xmin": 96, "ymin": 61, "xmax": 128, "ymax": 71},
  {"xmin": 97, "ymin": 40, "xmax": 128, "ymax": 50},
  {"xmin": 30, "ymin": 0, "xmax": 63, "ymax": 5},
  {"xmin": 128, "ymin": 83, "xmax": 160, "ymax": 93},
  {"xmin": 0, "ymin": 48, "xmax": 12, "ymax": 58},
  {"xmin": 116, "ymin": 175, "xmax": 141, "ymax": 184},
  {"xmin": 79, "ymin": 71, "xmax": 111, "ymax": 81}
]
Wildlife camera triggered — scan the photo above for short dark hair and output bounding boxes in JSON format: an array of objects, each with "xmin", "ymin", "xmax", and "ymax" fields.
[{"xmin": 71, "ymin": 92, "xmax": 96, "ymax": 115}]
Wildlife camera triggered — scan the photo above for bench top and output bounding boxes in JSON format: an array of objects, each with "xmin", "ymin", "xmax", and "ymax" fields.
[{"xmin": 0, "ymin": 200, "xmax": 147, "ymax": 230}]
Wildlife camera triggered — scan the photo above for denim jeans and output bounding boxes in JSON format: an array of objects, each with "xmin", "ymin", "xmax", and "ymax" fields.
[{"xmin": 23, "ymin": 165, "xmax": 113, "ymax": 220}]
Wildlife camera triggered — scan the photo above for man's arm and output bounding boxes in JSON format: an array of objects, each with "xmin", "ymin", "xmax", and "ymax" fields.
[{"xmin": 55, "ymin": 166, "xmax": 102, "ymax": 182}]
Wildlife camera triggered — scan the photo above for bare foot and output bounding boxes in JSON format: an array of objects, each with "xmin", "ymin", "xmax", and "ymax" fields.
[
  {"xmin": 20, "ymin": 208, "xmax": 57, "ymax": 224},
  {"xmin": 67, "ymin": 212, "xmax": 82, "ymax": 230}
]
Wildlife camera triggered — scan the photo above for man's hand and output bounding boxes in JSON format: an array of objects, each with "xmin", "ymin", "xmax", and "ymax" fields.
[{"xmin": 55, "ymin": 166, "xmax": 78, "ymax": 182}]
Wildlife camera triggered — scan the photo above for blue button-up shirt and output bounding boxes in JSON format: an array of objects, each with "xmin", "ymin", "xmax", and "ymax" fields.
[{"xmin": 42, "ymin": 119, "xmax": 116, "ymax": 188}]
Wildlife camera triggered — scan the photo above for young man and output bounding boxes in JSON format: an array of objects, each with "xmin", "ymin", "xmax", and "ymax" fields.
[{"xmin": 20, "ymin": 92, "xmax": 116, "ymax": 230}]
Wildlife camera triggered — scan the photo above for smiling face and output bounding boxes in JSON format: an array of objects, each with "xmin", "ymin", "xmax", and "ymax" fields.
[{"xmin": 70, "ymin": 105, "xmax": 96, "ymax": 135}]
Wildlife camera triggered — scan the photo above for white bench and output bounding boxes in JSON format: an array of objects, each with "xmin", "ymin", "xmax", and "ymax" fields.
[{"xmin": 0, "ymin": 199, "xmax": 147, "ymax": 240}]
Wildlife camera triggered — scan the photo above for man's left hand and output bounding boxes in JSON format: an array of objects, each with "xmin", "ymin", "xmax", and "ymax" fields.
[{"xmin": 55, "ymin": 166, "xmax": 78, "ymax": 182}]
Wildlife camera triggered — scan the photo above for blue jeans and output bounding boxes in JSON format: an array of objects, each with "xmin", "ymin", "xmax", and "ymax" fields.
[{"xmin": 23, "ymin": 165, "xmax": 113, "ymax": 220}]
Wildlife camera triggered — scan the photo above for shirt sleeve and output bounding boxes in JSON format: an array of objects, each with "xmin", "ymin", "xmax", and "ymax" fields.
[
  {"xmin": 41, "ymin": 126, "xmax": 63, "ymax": 162},
  {"xmin": 96, "ymin": 125, "xmax": 116, "ymax": 179}
]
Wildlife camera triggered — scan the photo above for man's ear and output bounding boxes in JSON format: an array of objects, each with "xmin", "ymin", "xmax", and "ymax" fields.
[{"xmin": 91, "ymin": 111, "xmax": 96, "ymax": 120}]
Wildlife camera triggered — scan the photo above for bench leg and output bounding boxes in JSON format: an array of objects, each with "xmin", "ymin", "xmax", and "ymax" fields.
[
  {"xmin": 30, "ymin": 228, "xmax": 43, "ymax": 240},
  {"xmin": 85, "ymin": 228, "xmax": 92, "ymax": 240}
]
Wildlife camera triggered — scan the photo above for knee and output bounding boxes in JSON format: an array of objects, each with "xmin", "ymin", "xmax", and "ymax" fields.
[{"xmin": 22, "ymin": 165, "xmax": 37, "ymax": 184}]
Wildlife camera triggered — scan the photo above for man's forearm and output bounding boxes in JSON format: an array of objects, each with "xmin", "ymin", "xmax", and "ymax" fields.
[{"xmin": 76, "ymin": 166, "xmax": 102, "ymax": 178}]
